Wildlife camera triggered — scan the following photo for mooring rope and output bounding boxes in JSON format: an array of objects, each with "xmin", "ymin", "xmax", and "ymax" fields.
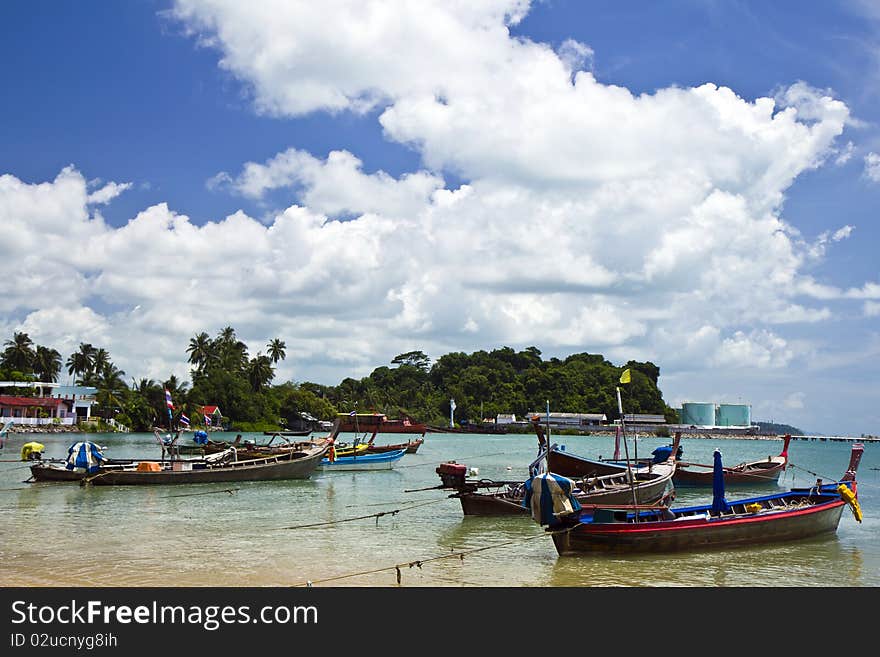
[
  {"xmin": 277, "ymin": 497, "xmax": 448, "ymax": 530},
  {"xmin": 392, "ymin": 450, "xmax": 513, "ymax": 470},
  {"xmin": 788, "ymin": 462, "xmax": 839, "ymax": 482},
  {"xmin": 292, "ymin": 530, "xmax": 554, "ymax": 587},
  {"xmin": 161, "ymin": 488, "xmax": 239, "ymax": 499}
]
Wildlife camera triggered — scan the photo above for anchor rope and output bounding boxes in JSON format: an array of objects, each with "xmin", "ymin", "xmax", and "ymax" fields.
[
  {"xmin": 292, "ymin": 530, "xmax": 552, "ymax": 587},
  {"xmin": 277, "ymin": 497, "xmax": 448, "ymax": 530}
]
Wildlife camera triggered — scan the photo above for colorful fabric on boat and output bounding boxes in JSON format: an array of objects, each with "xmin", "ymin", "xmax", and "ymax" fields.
[
  {"xmin": 193, "ymin": 430, "xmax": 208, "ymax": 445},
  {"xmin": 65, "ymin": 441, "xmax": 105, "ymax": 473},
  {"xmin": 523, "ymin": 472, "xmax": 582, "ymax": 526}
]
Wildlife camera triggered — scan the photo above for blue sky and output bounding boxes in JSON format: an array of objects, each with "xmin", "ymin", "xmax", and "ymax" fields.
[{"xmin": 2, "ymin": 1, "xmax": 879, "ymax": 435}]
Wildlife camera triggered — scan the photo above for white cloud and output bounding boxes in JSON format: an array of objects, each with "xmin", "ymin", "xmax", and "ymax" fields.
[
  {"xmin": 1, "ymin": 1, "xmax": 874, "ymax": 435},
  {"xmin": 865, "ymin": 152, "xmax": 880, "ymax": 181},
  {"xmin": 87, "ymin": 181, "xmax": 133, "ymax": 205},
  {"xmin": 212, "ymin": 148, "xmax": 444, "ymax": 219}
]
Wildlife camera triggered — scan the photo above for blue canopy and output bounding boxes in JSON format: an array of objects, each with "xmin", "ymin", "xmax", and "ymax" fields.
[
  {"xmin": 65, "ymin": 441, "xmax": 106, "ymax": 474},
  {"xmin": 523, "ymin": 472, "xmax": 582, "ymax": 526},
  {"xmin": 711, "ymin": 449, "xmax": 729, "ymax": 514}
]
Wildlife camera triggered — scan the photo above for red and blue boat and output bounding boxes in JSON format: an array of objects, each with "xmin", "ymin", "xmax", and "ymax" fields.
[{"xmin": 529, "ymin": 442, "xmax": 864, "ymax": 555}]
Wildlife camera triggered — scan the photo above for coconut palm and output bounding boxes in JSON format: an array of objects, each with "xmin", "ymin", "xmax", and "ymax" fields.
[
  {"xmin": 247, "ymin": 353, "xmax": 275, "ymax": 392},
  {"xmin": 186, "ymin": 332, "xmax": 215, "ymax": 371},
  {"xmin": 33, "ymin": 346, "xmax": 62, "ymax": 382},
  {"xmin": 267, "ymin": 338, "xmax": 286, "ymax": 364},
  {"xmin": 66, "ymin": 343, "xmax": 96, "ymax": 381},
  {"xmin": 2, "ymin": 332, "xmax": 35, "ymax": 372}
]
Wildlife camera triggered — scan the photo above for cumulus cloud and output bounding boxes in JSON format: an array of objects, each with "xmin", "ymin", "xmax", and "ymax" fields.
[
  {"xmin": 1, "ymin": 1, "xmax": 872, "ymax": 433},
  {"xmin": 87, "ymin": 181, "xmax": 133, "ymax": 205},
  {"xmin": 865, "ymin": 152, "xmax": 880, "ymax": 181},
  {"xmin": 211, "ymin": 148, "xmax": 444, "ymax": 219}
]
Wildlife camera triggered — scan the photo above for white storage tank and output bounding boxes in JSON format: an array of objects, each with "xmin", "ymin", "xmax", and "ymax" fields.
[
  {"xmin": 716, "ymin": 403, "xmax": 751, "ymax": 427},
  {"xmin": 680, "ymin": 402, "xmax": 716, "ymax": 427}
]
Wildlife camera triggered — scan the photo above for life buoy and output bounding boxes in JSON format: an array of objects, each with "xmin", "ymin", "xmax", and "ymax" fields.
[{"xmin": 837, "ymin": 484, "xmax": 863, "ymax": 523}]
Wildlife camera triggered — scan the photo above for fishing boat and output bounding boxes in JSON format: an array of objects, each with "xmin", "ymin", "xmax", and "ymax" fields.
[
  {"xmin": 319, "ymin": 448, "xmax": 407, "ymax": 471},
  {"xmin": 673, "ymin": 434, "xmax": 792, "ymax": 486},
  {"xmin": 436, "ymin": 431, "xmax": 679, "ymax": 516},
  {"xmin": 365, "ymin": 437, "xmax": 424, "ymax": 454},
  {"xmin": 533, "ymin": 442, "xmax": 864, "ymax": 555},
  {"xmin": 28, "ymin": 438, "xmax": 332, "ymax": 485},
  {"xmin": 337, "ymin": 412, "xmax": 426, "ymax": 436}
]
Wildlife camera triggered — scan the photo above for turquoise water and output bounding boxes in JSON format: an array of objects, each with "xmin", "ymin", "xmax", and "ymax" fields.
[{"xmin": 1, "ymin": 430, "xmax": 877, "ymax": 587}]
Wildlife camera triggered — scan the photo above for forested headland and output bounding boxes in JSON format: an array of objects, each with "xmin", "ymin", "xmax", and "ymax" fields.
[{"xmin": 2, "ymin": 327, "xmax": 678, "ymax": 432}]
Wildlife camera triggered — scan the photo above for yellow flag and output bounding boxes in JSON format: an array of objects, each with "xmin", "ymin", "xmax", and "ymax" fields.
[{"xmin": 619, "ymin": 368, "xmax": 631, "ymax": 384}]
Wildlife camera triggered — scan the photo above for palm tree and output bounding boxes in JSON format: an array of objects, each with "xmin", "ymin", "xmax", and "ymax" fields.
[
  {"xmin": 267, "ymin": 338, "xmax": 286, "ymax": 364},
  {"xmin": 66, "ymin": 343, "xmax": 96, "ymax": 382},
  {"xmin": 247, "ymin": 353, "xmax": 275, "ymax": 392},
  {"xmin": 2, "ymin": 332, "xmax": 35, "ymax": 372},
  {"xmin": 92, "ymin": 348, "xmax": 110, "ymax": 376},
  {"xmin": 33, "ymin": 346, "xmax": 62, "ymax": 382},
  {"xmin": 186, "ymin": 332, "xmax": 214, "ymax": 371},
  {"xmin": 95, "ymin": 363, "xmax": 128, "ymax": 414}
]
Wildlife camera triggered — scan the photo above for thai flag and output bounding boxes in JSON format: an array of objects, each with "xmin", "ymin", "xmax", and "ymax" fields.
[
  {"xmin": 179, "ymin": 414, "xmax": 190, "ymax": 428},
  {"xmin": 164, "ymin": 388, "xmax": 174, "ymax": 410},
  {"xmin": 205, "ymin": 414, "xmax": 212, "ymax": 426},
  {"xmin": 349, "ymin": 410, "xmax": 356, "ymax": 416}
]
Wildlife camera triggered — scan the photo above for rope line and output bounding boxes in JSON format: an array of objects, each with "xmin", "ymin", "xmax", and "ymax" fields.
[
  {"xmin": 293, "ymin": 530, "xmax": 552, "ymax": 587},
  {"xmin": 392, "ymin": 451, "xmax": 512, "ymax": 469},
  {"xmin": 788, "ymin": 462, "xmax": 838, "ymax": 482},
  {"xmin": 277, "ymin": 498, "xmax": 447, "ymax": 530},
  {"xmin": 345, "ymin": 495, "xmax": 448, "ymax": 509},
  {"xmin": 161, "ymin": 488, "xmax": 240, "ymax": 499}
]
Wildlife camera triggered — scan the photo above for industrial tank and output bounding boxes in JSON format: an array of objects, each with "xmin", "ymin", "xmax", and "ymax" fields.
[
  {"xmin": 716, "ymin": 403, "xmax": 751, "ymax": 427},
  {"xmin": 680, "ymin": 402, "xmax": 716, "ymax": 427}
]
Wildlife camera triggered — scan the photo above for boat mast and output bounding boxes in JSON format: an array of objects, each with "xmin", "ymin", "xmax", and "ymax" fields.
[{"xmin": 617, "ymin": 384, "xmax": 640, "ymax": 521}]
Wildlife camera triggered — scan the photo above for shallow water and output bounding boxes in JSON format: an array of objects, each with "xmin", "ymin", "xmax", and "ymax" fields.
[{"xmin": 1, "ymin": 430, "xmax": 877, "ymax": 587}]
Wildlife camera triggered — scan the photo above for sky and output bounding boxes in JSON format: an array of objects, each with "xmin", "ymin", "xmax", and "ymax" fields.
[{"xmin": 2, "ymin": 0, "xmax": 879, "ymax": 436}]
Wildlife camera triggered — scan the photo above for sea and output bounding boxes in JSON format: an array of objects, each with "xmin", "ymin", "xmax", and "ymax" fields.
[{"xmin": 1, "ymin": 429, "xmax": 878, "ymax": 588}]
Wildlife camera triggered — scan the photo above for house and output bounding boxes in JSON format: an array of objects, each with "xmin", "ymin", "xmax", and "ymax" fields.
[
  {"xmin": 528, "ymin": 412, "xmax": 608, "ymax": 430},
  {"xmin": 200, "ymin": 405, "xmax": 223, "ymax": 424},
  {"xmin": 0, "ymin": 381, "xmax": 97, "ymax": 426},
  {"xmin": 623, "ymin": 413, "xmax": 666, "ymax": 424}
]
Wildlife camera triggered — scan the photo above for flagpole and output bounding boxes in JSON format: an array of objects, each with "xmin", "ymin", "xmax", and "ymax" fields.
[{"xmin": 617, "ymin": 368, "xmax": 639, "ymax": 523}]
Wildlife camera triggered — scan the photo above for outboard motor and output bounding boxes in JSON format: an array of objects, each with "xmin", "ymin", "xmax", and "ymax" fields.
[{"xmin": 436, "ymin": 461, "xmax": 468, "ymax": 488}]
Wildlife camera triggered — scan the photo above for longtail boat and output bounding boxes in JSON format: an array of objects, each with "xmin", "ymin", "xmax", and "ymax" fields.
[
  {"xmin": 533, "ymin": 442, "xmax": 864, "ymax": 555},
  {"xmin": 434, "ymin": 417, "xmax": 679, "ymax": 516},
  {"xmin": 337, "ymin": 412, "xmax": 426, "ymax": 436},
  {"xmin": 28, "ymin": 439, "xmax": 332, "ymax": 485},
  {"xmin": 673, "ymin": 434, "xmax": 791, "ymax": 486}
]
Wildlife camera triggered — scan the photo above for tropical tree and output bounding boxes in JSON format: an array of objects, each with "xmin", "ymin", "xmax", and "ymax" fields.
[
  {"xmin": 186, "ymin": 331, "xmax": 214, "ymax": 372},
  {"xmin": 267, "ymin": 338, "xmax": 286, "ymax": 364},
  {"xmin": 2, "ymin": 332, "xmax": 35, "ymax": 372},
  {"xmin": 33, "ymin": 346, "xmax": 62, "ymax": 382},
  {"xmin": 247, "ymin": 353, "xmax": 275, "ymax": 392},
  {"xmin": 66, "ymin": 342, "xmax": 96, "ymax": 382}
]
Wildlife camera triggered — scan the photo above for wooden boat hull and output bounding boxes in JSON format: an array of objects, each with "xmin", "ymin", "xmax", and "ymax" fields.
[
  {"xmin": 552, "ymin": 495, "xmax": 847, "ymax": 555},
  {"xmin": 30, "ymin": 447, "xmax": 329, "ymax": 485},
  {"xmin": 673, "ymin": 434, "xmax": 791, "ymax": 487},
  {"xmin": 673, "ymin": 460, "xmax": 785, "ymax": 486},
  {"xmin": 319, "ymin": 448, "xmax": 407, "ymax": 471},
  {"xmin": 364, "ymin": 438, "xmax": 424, "ymax": 455},
  {"xmin": 456, "ymin": 473, "xmax": 673, "ymax": 516}
]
